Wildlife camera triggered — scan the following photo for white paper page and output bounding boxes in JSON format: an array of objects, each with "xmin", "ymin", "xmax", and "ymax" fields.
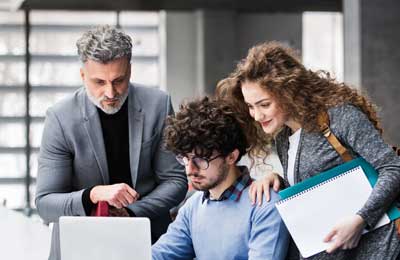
[{"xmin": 276, "ymin": 166, "xmax": 389, "ymax": 258}]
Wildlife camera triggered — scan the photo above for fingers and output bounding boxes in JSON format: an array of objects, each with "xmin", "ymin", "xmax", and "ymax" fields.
[
  {"xmin": 272, "ymin": 176, "xmax": 281, "ymax": 191},
  {"xmin": 324, "ymin": 228, "xmax": 340, "ymax": 253},
  {"xmin": 325, "ymin": 215, "xmax": 366, "ymax": 253},
  {"xmin": 326, "ymin": 239, "xmax": 340, "ymax": 254},
  {"xmin": 116, "ymin": 184, "xmax": 138, "ymax": 207},
  {"xmin": 263, "ymin": 182, "xmax": 270, "ymax": 202},
  {"xmin": 125, "ymin": 185, "xmax": 140, "ymax": 201},
  {"xmin": 249, "ymin": 183, "xmax": 257, "ymax": 205},
  {"xmin": 323, "ymin": 229, "xmax": 337, "ymax": 243},
  {"xmin": 109, "ymin": 198, "xmax": 124, "ymax": 209},
  {"xmin": 324, "ymin": 228, "xmax": 342, "ymax": 254},
  {"xmin": 256, "ymin": 185, "xmax": 263, "ymax": 206},
  {"xmin": 249, "ymin": 173, "xmax": 281, "ymax": 205},
  {"xmin": 100, "ymin": 183, "xmax": 139, "ymax": 208},
  {"xmin": 121, "ymin": 191, "xmax": 135, "ymax": 206}
]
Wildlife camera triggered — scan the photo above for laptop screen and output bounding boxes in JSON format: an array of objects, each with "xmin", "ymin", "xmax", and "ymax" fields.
[{"xmin": 59, "ymin": 217, "xmax": 151, "ymax": 260}]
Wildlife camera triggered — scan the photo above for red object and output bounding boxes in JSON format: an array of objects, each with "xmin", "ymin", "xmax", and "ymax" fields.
[{"xmin": 91, "ymin": 201, "xmax": 109, "ymax": 216}]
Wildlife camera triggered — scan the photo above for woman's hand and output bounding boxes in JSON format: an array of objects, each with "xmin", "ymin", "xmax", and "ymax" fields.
[
  {"xmin": 249, "ymin": 172, "xmax": 281, "ymax": 206},
  {"xmin": 324, "ymin": 214, "xmax": 366, "ymax": 253}
]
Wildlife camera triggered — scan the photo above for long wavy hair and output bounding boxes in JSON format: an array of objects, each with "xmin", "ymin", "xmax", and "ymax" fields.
[
  {"xmin": 216, "ymin": 41, "xmax": 382, "ymax": 154},
  {"xmin": 215, "ymin": 78, "xmax": 272, "ymax": 161}
]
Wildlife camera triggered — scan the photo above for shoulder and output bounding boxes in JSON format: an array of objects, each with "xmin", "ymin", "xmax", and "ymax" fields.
[
  {"xmin": 245, "ymin": 187, "xmax": 282, "ymax": 222},
  {"xmin": 327, "ymin": 103, "xmax": 367, "ymax": 125},
  {"xmin": 177, "ymin": 192, "xmax": 203, "ymax": 214},
  {"xmin": 131, "ymin": 84, "xmax": 171, "ymax": 114},
  {"xmin": 242, "ymin": 186, "xmax": 281, "ymax": 211},
  {"xmin": 327, "ymin": 103, "xmax": 375, "ymax": 137},
  {"xmin": 132, "ymin": 84, "xmax": 169, "ymax": 102},
  {"xmin": 47, "ymin": 88, "xmax": 85, "ymax": 121}
]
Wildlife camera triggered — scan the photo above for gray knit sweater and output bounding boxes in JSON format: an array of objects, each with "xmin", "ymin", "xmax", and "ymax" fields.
[{"xmin": 275, "ymin": 104, "xmax": 400, "ymax": 260}]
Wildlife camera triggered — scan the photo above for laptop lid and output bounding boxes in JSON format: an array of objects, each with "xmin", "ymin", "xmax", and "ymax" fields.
[{"xmin": 59, "ymin": 217, "xmax": 151, "ymax": 260}]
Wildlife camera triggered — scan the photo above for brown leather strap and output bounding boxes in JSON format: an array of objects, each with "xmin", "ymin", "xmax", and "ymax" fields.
[
  {"xmin": 393, "ymin": 146, "xmax": 400, "ymax": 156},
  {"xmin": 317, "ymin": 111, "xmax": 353, "ymax": 162},
  {"xmin": 394, "ymin": 146, "xmax": 400, "ymax": 236},
  {"xmin": 395, "ymin": 218, "xmax": 400, "ymax": 238}
]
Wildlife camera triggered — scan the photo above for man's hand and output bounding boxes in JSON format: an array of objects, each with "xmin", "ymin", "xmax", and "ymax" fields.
[
  {"xmin": 90, "ymin": 183, "xmax": 139, "ymax": 209},
  {"xmin": 249, "ymin": 172, "xmax": 281, "ymax": 206},
  {"xmin": 109, "ymin": 207, "xmax": 131, "ymax": 217},
  {"xmin": 324, "ymin": 214, "xmax": 366, "ymax": 253}
]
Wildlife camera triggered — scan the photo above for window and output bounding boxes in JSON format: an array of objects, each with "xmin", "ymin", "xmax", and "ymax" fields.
[{"xmin": 302, "ymin": 12, "xmax": 343, "ymax": 81}]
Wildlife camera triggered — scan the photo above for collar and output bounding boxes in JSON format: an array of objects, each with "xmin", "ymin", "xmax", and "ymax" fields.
[{"xmin": 202, "ymin": 166, "xmax": 253, "ymax": 203}]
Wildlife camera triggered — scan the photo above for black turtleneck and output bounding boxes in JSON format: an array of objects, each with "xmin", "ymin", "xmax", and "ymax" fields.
[
  {"xmin": 81, "ymin": 100, "xmax": 133, "ymax": 215},
  {"xmin": 97, "ymin": 100, "xmax": 132, "ymax": 187}
]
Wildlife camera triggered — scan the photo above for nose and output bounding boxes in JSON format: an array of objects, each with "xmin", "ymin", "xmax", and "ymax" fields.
[
  {"xmin": 253, "ymin": 107, "xmax": 264, "ymax": 122},
  {"xmin": 185, "ymin": 159, "xmax": 199, "ymax": 174},
  {"xmin": 104, "ymin": 83, "xmax": 117, "ymax": 99}
]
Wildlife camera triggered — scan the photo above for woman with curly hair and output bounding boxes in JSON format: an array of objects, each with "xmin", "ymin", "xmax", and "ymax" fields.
[{"xmin": 216, "ymin": 41, "xmax": 400, "ymax": 259}]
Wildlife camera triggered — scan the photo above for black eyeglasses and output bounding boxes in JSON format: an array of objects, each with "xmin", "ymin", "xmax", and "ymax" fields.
[{"xmin": 175, "ymin": 154, "xmax": 222, "ymax": 170}]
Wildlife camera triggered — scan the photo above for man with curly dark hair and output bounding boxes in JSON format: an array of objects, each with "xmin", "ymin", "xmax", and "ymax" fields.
[{"xmin": 152, "ymin": 97, "xmax": 289, "ymax": 260}]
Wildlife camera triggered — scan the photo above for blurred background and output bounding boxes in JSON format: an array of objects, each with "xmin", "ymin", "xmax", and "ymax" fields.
[{"xmin": 0, "ymin": 0, "xmax": 399, "ymax": 216}]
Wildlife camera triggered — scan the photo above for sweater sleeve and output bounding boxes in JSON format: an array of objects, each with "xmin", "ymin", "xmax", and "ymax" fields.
[
  {"xmin": 329, "ymin": 104, "xmax": 400, "ymax": 228},
  {"xmin": 152, "ymin": 197, "xmax": 195, "ymax": 260},
  {"xmin": 249, "ymin": 190, "xmax": 290, "ymax": 260}
]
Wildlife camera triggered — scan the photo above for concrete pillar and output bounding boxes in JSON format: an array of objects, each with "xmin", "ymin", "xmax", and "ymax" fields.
[
  {"xmin": 344, "ymin": 0, "xmax": 400, "ymax": 144},
  {"xmin": 343, "ymin": 0, "xmax": 361, "ymax": 88}
]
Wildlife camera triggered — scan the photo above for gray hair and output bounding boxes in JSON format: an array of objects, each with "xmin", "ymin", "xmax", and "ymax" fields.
[{"xmin": 76, "ymin": 25, "xmax": 132, "ymax": 63}]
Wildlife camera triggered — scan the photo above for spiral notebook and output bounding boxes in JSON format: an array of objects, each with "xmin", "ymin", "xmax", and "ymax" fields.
[{"xmin": 275, "ymin": 158, "xmax": 400, "ymax": 258}]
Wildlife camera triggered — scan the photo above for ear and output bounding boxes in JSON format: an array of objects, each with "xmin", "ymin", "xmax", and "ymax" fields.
[
  {"xmin": 127, "ymin": 63, "xmax": 132, "ymax": 79},
  {"xmin": 80, "ymin": 67, "xmax": 85, "ymax": 82},
  {"xmin": 226, "ymin": 149, "xmax": 240, "ymax": 165}
]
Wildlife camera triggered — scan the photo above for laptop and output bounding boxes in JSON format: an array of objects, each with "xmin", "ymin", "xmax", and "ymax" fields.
[{"xmin": 59, "ymin": 216, "xmax": 151, "ymax": 260}]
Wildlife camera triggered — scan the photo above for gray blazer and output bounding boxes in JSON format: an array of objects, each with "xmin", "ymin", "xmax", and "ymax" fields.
[
  {"xmin": 276, "ymin": 104, "xmax": 400, "ymax": 260},
  {"xmin": 35, "ymin": 84, "xmax": 188, "ymax": 260}
]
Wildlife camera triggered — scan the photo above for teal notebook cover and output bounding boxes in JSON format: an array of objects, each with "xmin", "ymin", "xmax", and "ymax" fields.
[{"xmin": 279, "ymin": 157, "xmax": 400, "ymax": 221}]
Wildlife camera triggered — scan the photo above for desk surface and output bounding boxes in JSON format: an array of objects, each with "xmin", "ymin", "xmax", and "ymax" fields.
[{"xmin": 0, "ymin": 207, "xmax": 50, "ymax": 260}]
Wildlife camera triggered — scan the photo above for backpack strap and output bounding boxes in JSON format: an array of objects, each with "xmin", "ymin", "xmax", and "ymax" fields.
[{"xmin": 317, "ymin": 111, "xmax": 353, "ymax": 162}]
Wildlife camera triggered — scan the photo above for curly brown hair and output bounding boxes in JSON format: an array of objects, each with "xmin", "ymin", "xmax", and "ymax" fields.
[
  {"xmin": 215, "ymin": 77, "xmax": 272, "ymax": 161},
  {"xmin": 216, "ymin": 41, "xmax": 382, "ymax": 152},
  {"xmin": 164, "ymin": 97, "xmax": 248, "ymax": 162}
]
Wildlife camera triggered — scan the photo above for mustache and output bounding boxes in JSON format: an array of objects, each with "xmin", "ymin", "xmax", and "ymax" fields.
[
  {"xmin": 100, "ymin": 95, "xmax": 121, "ymax": 102},
  {"xmin": 187, "ymin": 173, "xmax": 204, "ymax": 178}
]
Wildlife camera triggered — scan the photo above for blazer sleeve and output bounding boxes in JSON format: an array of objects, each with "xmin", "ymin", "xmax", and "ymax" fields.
[
  {"xmin": 329, "ymin": 104, "xmax": 400, "ymax": 228},
  {"xmin": 127, "ymin": 95, "xmax": 188, "ymax": 219},
  {"xmin": 35, "ymin": 108, "xmax": 86, "ymax": 223}
]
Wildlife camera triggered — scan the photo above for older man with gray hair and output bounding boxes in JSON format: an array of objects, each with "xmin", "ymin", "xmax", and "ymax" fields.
[{"xmin": 35, "ymin": 25, "xmax": 187, "ymax": 260}]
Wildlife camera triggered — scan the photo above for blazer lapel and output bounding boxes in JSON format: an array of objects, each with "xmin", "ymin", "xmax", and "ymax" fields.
[
  {"xmin": 81, "ymin": 91, "xmax": 109, "ymax": 184},
  {"xmin": 279, "ymin": 127, "xmax": 290, "ymax": 182},
  {"xmin": 128, "ymin": 85, "xmax": 143, "ymax": 188},
  {"xmin": 293, "ymin": 129, "xmax": 304, "ymax": 184}
]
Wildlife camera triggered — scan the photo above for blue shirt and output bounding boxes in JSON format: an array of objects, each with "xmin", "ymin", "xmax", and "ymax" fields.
[{"xmin": 152, "ymin": 168, "xmax": 289, "ymax": 260}]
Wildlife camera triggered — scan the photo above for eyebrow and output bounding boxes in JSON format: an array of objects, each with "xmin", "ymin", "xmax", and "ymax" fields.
[
  {"xmin": 90, "ymin": 75, "xmax": 125, "ymax": 82},
  {"xmin": 248, "ymin": 98, "xmax": 270, "ymax": 105},
  {"xmin": 112, "ymin": 76, "xmax": 125, "ymax": 81}
]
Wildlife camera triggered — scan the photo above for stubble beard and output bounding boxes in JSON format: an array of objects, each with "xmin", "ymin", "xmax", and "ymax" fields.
[
  {"xmin": 191, "ymin": 161, "xmax": 229, "ymax": 191},
  {"xmin": 86, "ymin": 86, "xmax": 129, "ymax": 115}
]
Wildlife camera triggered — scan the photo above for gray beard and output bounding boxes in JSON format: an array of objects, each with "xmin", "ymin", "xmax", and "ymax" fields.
[{"xmin": 85, "ymin": 87, "xmax": 129, "ymax": 115}]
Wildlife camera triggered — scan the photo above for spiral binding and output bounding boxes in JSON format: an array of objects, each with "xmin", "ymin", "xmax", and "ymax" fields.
[{"xmin": 276, "ymin": 166, "xmax": 361, "ymax": 205}]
